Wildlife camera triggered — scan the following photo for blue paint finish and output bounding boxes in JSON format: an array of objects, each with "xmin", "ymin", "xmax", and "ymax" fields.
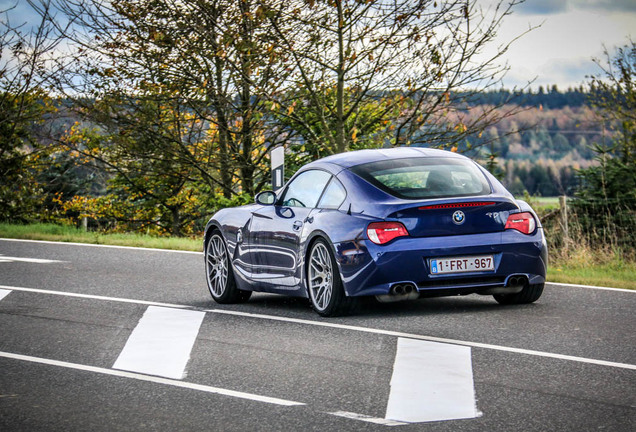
[{"xmin": 204, "ymin": 148, "xmax": 548, "ymax": 304}]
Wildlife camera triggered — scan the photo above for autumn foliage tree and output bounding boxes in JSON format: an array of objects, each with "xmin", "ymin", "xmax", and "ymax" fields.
[
  {"xmin": 51, "ymin": 0, "xmax": 289, "ymax": 194},
  {"xmin": 262, "ymin": 0, "xmax": 529, "ymax": 160},
  {"xmin": 23, "ymin": 0, "xmax": 534, "ymax": 234},
  {"xmin": 0, "ymin": 1, "xmax": 63, "ymax": 221},
  {"xmin": 45, "ymin": 0, "xmax": 293, "ymax": 233}
]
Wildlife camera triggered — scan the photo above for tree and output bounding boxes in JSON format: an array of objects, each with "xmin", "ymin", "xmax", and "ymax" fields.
[
  {"xmin": 588, "ymin": 41, "xmax": 635, "ymax": 162},
  {"xmin": 262, "ymin": 0, "xmax": 531, "ymax": 157},
  {"xmin": 49, "ymin": 0, "xmax": 290, "ymax": 199},
  {"xmin": 40, "ymin": 0, "xmax": 533, "ymax": 232},
  {"xmin": 58, "ymin": 99, "xmax": 217, "ymax": 236},
  {"xmin": 0, "ymin": 1, "xmax": 63, "ymax": 221},
  {"xmin": 42, "ymin": 0, "xmax": 294, "ymax": 233},
  {"xmin": 573, "ymin": 41, "xmax": 636, "ymax": 249}
]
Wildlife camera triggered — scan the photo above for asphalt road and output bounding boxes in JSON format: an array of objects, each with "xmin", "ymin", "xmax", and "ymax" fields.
[{"xmin": 0, "ymin": 238, "xmax": 634, "ymax": 431}]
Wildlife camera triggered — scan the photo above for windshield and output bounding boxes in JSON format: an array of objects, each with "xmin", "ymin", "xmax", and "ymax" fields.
[{"xmin": 349, "ymin": 157, "xmax": 491, "ymax": 200}]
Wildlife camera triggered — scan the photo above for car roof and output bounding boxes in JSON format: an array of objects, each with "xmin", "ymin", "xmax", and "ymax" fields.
[{"xmin": 309, "ymin": 147, "xmax": 466, "ymax": 169}]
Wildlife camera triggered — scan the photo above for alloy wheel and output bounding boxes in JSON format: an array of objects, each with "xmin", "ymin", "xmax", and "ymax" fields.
[
  {"xmin": 206, "ymin": 234, "xmax": 228, "ymax": 297},
  {"xmin": 308, "ymin": 242, "xmax": 333, "ymax": 311}
]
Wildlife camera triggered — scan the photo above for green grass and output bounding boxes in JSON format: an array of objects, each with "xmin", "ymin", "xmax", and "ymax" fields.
[
  {"xmin": 547, "ymin": 257, "xmax": 636, "ymax": 289},
  {"xmin": 516, "ymin": 195, "xmax": 562, "ymax": 212},
  {"xmin": 2, "ymin": 223, "xmax": 634, "ymax": 290},
  {"xmin": 0, "ymin": 223, "xmax": 203, "ymax": 252},
  {"xmin": 533, "ymin": 196, "xmax": 561, "ymax": 209}
]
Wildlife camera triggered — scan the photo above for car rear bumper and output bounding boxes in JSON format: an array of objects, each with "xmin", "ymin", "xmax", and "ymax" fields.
[{"xmin": 335, "ymin": 230, "xmax": 547, "ymax": 297}]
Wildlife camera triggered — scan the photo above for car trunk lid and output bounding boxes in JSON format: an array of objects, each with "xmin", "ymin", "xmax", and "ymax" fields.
[{"xmin": 386, "ymin": 197, "xmax": 518, "ymax": 238}]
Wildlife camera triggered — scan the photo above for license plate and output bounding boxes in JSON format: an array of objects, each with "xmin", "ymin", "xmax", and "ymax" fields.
[{"xmin": 429, "ymin": 255, "xmax": 494, "ymax": 275}]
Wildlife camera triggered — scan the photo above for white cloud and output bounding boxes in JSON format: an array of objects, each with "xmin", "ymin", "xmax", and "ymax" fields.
[{"xmin": 484, "ymin": 1, "xmax": 636, "ymax": 88}]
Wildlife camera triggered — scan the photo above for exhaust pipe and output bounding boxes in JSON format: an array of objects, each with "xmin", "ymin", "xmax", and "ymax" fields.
[
  {"xmin": 376, "ymin": 283, "xmax": 419, "ymax": 303},
  {"xmin": 480, "ymin": 275, "xmax": 528, "ymax": 295},
  {"xmin": 507, "ymin": 275, "xmax": 527, "ymax": 289},
  {"xmin": 392, "ymin": 284, "xmax": 405, "ymax": 295}
]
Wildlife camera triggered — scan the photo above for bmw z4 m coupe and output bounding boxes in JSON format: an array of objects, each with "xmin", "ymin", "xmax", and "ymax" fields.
[{"xmin": 204, "ymin": 147, "xmax": 547, "ymax": 316}]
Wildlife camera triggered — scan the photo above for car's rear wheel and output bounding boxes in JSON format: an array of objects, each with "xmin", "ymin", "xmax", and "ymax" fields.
[
  {"xmin": 494, "ymin": 282, "xmax": 544, "ymax": 305},
  {"xmin": 307, "ymin": 239, "xmax": 353, "ymax": 317},
  {"xmin": 205, "ymin": 231, "xmax": 251, "ymax": 304}
]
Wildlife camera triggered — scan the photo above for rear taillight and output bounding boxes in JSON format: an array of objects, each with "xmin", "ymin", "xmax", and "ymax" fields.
[
  {"xmin": 505, "ymin": 212, "xmax": 536, "ymax": 234},
  {"xmin": 367, "ymin": 222, "xmax": 409, "ymax": 245},
  {"xmin": 419, "ymin": 201, "xmax": 495, "ymax": 210}
]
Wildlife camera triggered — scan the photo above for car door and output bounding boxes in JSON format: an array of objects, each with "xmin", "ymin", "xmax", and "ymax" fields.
[{"xmin": 249, "ymin": 169, "xmax": 332, "ymax": 288}]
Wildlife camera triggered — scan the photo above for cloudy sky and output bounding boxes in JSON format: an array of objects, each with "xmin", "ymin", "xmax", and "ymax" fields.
[
  {"xmin": 2, "ymin": 0, "xmax": 635, "ymax": 90},
  {"xmin": 489, "ymin": 0, "xmax": 636, "ymax": 89}
]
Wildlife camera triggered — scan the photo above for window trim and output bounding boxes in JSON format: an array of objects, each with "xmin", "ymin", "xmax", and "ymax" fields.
[
  {"xmin": 316, "ymin": 175, "xmax": 348, "ymax": 210},
  {"xmin": 277, "ymin": 168, "xmax": 333, "ymax": 209}
]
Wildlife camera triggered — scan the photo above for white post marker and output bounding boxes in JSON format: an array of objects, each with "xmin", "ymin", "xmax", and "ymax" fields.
[
  {"xmin": 385, "ymin": 337, "xmax": 479, "ymax": 423},
  {"xmin": 0, "ymin": 289, "xmax": 11, "ymax": 301},
  {"xmin": 113, "ymin": 306, "xmax": 205, "ymax": 379},
  {"xmin": 271, "ymin": 145, "xmax": 285, "ymax": 191}
]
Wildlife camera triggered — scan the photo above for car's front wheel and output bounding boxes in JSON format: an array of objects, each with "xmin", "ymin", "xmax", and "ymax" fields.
[
  {"xmin": 307, "ymin": 239, "xmax": 353, "ymax": 317},
  {"xmin": 205, "ymin": 231, "xmax": 251, "ymax": 304},
  {"xmin": 494, "ymin": 282, "xmax": 544, "ymax": 305}
]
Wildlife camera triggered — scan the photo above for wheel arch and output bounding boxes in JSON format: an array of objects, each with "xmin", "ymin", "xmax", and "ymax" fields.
[
  {"xmin": 303, "ymin": 230, "xmax": 348, "ymax": 298},
  {"xmin": 203, "ymin": 220, "xmax": 223, "ymax": 252}
]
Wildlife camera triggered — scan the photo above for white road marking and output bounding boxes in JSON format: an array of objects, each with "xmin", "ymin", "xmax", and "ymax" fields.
[
  {"xmin": 210, "ymin": 309, "xmax": 636, "ymax": 371},
  {"xmin": 0, "ymin": 351, "xmax": 304, "ymax": 406},
  {"xmin": 0, "ymin": 238, "xmax": 202, "ymax": 255},
  {"xmin": 0, "ymin": 255, "xmax": 65, "ymax": 264},
  {"xmin": 329, "ymin": 411, "xmax": 407, "ymax": 426},
  {"xmin": 0, "ymin": 289, "xmax": 11, "ymax": 301},
  {"xmin": 0, "ymin": 285, "xmax": 189, "ymax": 309},
  {"xmin": 113, "ymin": 306, "xmax": 205, "ymax": 379},
  {"xmin": 2, "ymin": 284, "xmax": 635, "ymax": 371},
  {"xmin": 385, "ymin": 338, "xmax": 478, "ymax": 423},
  {"xmin": 547, "ymin": 282, "xmax": 634, "ymax": 293}
]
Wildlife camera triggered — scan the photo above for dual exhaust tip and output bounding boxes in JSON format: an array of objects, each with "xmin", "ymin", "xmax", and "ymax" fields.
[
  {"xmin": 376, "ymin": 282, "xmax": 419, "ymax": 303},
  {"xmin": 506, "ymin": 275, "xmax": 527, "ymax": 288},
  {"xmin": 391, "ymin": 283, "xmax": 416, "ymax": 296}
]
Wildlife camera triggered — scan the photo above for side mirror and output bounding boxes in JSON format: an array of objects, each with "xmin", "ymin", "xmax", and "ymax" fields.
[{"xmin": 255, "ymin": 190, "xmax": 276, "ymax": 206}]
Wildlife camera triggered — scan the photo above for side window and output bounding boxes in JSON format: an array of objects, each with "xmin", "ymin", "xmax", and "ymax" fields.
[
  {"xmin": 318, "ymin": 178, "xmax": 346, "ymax": 209},
  {"xmin": 281, "ymin": 170, "xmax": 331, "ymax": 208}
]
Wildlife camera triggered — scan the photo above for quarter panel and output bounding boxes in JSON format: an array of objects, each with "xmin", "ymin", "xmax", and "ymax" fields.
[
  {"xmin": 301, "ymin": 208, "xmax": 380, "ymax": 298},
  {"xmin": 204, "ymin": 204, "xmax": 259, "ymax": 290}
]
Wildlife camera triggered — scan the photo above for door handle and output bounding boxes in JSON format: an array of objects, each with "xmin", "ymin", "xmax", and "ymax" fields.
[{"xmin": 292, "ymin": 221, "xmax": 303, "ymax": 231}]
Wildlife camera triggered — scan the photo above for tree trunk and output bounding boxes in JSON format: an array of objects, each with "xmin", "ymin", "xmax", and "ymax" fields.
[
  {"xmin": 171, "ymin": 206, "xmax": 181, "ymax": 237},
  {"xmin": 335, "ymin": 0, "xmax": 346, "ymax": 154},
  {"xmin": 239, "ymin": 0, "xmax": 254, "ymax": 196}
]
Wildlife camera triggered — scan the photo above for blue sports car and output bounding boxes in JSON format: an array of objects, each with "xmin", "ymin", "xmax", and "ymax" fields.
[{"xmin": 204, "ymin": 148, "xmax": 547, "ymax": 316}]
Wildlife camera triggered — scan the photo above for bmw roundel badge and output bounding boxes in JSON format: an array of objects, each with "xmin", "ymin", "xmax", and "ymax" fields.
[{"xmin": 452, "ymin": 210, "xmax": 466, "ymax": 225}]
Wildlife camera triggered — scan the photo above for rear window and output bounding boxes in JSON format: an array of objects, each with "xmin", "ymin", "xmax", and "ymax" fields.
[{"xmin": 349, "ymin": 157, "xmax": 491, "ymax": 199}]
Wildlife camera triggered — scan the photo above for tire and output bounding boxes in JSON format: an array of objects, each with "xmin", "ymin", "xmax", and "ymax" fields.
[
  {"xmin": 205, "ymin": 231, "xmax": 251, "ymax": 304},
  {"xmin": 494, "ymin": 282, "xmax": 544, "ymax": 305},
  {"xmin": 307, "ymin": 238, "xmax": 354, "ymax": 317}
]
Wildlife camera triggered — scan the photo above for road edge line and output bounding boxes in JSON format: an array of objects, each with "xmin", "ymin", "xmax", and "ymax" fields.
[
  {"xmin": 546, "ymin": 282, "xmax": 634, "ymax": 293},
  {"xmin": 0, "ymin": 237, "xmax": 202, "ymax": 255},
  {"xmin": 0, "ymin": 350, "xmax": 304, "ymax": 407}
]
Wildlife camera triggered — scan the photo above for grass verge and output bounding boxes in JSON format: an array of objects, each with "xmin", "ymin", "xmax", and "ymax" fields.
[
  {"xmin": 0, "ymin": 223, "xmax": 202, "ymax": 252},
  {"xmin": 547, "ymin": 247, "xmax": 636, "ymax": 289},
  {"xmin": 1, "ymin": 223, "xmax": 634, "ymax": 290},
  {"xmin": 547, "ymin": 264, "xmax": 635, "ymax": 289}
]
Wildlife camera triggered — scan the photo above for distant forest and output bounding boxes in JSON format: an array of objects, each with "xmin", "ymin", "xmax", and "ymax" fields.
[
  {"xmin": 37, "ymin": 86, "xmax": 604, "ymax": 199},
  {"xmin": 455, "ymin": 86, "xmax": 609, "ymax": 197},
  {"xmin": 469, "ymin": 85, "xmax": 588, "ymax": 109}
]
